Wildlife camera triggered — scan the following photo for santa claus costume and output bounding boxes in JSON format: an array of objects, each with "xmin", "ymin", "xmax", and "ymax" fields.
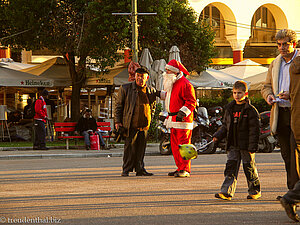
[{"xmin": 162, "ymin": 59, "xmax": 197, "ymax": 177}]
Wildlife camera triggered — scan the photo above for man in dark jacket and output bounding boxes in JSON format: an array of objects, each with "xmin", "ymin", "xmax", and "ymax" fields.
[
  {"xmin": 213, "ymin": 81, "xmax": 261, "ymax": 201},
  {"xmin": 280, "ymin": 56, "xmax": 300, "ymax": 222},
  {"xmin": 115, "ymin": 67, "xmax": 159, "ymax": 176},
  {"xmin": 75, "ymin": 109, "xmax": 105, "ymax": 150}
]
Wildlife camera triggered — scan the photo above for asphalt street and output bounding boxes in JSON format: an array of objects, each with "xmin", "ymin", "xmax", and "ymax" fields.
[{"xmin": 0, "ymin": 150, "xmax": 295, "ymax": 225}]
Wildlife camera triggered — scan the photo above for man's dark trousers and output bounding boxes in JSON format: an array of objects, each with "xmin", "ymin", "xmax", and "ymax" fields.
[
  {"xmin": 34, "ymin": 120, "xmax": 46, "ymax": 148},
  {"xmin": 277, "ymin": 107, "xmax": 299, "ymax": 189},
  {"xmin": 123, "ymin": 128, "xmax": 147, "ymax": 173}
]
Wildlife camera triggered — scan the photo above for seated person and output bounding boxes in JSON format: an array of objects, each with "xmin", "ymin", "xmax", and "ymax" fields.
[
  {"xmin": 8, "ymin": 111, "xmax": 22, "ymax": 125},
  {"xmin": 23, "ymin": 99, "xmax": 34, "ymax": 119},
  {"xmin": 75, "ymin": 109, "xmax": 106, "ymax": 150}
]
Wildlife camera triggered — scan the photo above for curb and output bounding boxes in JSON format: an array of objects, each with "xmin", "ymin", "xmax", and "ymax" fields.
[{"xmin": 0, "ymin": 151, "xmax": 161, "ymax": 160}]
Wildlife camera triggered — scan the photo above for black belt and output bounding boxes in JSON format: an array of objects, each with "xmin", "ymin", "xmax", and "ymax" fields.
[
  {"xmin": 168, "ymin": 112, "xmax": 178, "ymax": 116},
  {"xmin": 279, "ymin": 107, "xmax": 290, "ymax": 111}
]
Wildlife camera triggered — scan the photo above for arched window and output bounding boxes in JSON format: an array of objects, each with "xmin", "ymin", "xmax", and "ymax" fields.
[
  {"xmin": 249, "ymin": 6, "xmax": 276, "ymax": 43},
  {"xmin": 200, "ymin": 4, "xmax": 226, "ymax": 43}
]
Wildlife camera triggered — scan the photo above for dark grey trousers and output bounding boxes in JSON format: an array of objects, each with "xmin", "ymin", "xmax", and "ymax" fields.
[
  {"xmin": 122, "ymin": 129, "xmax": 148, "ymax": 173},
  {"xmin": 277, "ymin": 107, "xmax": 299, "ymax": 190},
  {"xmin": 283, "ymin": 145, "xmax": 300, "ymax": 204},
  {"xmin": 220, "ymin": 147, "xmax": 261, "ymax": 197},
  {"xmin": 33, "ymin": 120, "xmax": 46, "ymax": 148}
]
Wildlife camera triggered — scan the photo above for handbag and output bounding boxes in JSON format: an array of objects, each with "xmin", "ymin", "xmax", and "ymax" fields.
[{"xmin": 90, "ymin": 132, "xmax": 100, "ymax": 150}]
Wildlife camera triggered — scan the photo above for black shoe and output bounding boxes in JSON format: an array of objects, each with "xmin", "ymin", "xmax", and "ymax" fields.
[
  {"xmin": 33, "ymin": 146, "xmax": 39, "ymax": 150},
  {"xmin": 136, "ymin": 171, "xmax": 153, "ymax": 176},
  {"xmin": 276, "ymin": 195, "xmax": 283, "ymax": 201},
  {"xmin": 85, "ymin": 145, "xmax": 90, "ymax": 150},
  {"xmin": 280, "ymin": 197, "xmax": 300, "ymax": 222},
  {"xmin": 40, "ymin": 147, "xmax": 49, "ymax": 150},
  {"xmin": 121, "ymin": 171, "xmax": 129, "ymax": 177},
  {"xmin": 168, "ymin": 171, "xmax": 178, "ymax": 176}
]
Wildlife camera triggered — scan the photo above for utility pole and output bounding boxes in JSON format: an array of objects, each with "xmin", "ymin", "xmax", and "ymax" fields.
[
  {"xmin": 132, "ymin": 0, "xmax": 138, "ymax": 62},
  {"xmin": 112, "ymin": 0, "xmax": 156, "ymax": 62}
]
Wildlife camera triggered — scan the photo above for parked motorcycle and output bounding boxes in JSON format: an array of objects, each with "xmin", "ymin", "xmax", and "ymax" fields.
[
  {"xmin": 192, "ymin": 106, "xmax": 218, "ymax": 154},
  {"xmin": 258, "ymin": 111, "xmax": 276, "ymax": 153},
  {"xmin": 157, "ymin": 106, "xmax": 223, "ymax": 155}
]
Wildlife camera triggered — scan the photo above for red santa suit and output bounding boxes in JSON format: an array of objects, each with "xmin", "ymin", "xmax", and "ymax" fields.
[{"xmin": 163, "ymin": 60, "xmax": 196, "ymax": 174}]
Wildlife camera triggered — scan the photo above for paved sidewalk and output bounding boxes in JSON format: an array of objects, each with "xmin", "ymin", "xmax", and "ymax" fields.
[{"xmin": 0, "ymin": 143, "xmax": 161, "ymax": 160}]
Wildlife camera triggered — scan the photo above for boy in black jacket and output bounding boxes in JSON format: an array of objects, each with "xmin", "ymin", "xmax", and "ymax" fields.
[{"xmin": 213, "ymin": 81, "xmax": 261, "ymax": 200}]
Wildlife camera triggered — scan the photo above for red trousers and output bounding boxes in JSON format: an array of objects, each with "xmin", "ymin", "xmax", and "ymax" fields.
[{"xmin": 170, "ymin": 128, "xmax": 192, "ymax": 173}]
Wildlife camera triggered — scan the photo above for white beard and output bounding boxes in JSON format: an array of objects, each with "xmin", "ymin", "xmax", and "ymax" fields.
[{"xmin": 163, "ymin": 72, "xmax": 177, "ymax": 92}]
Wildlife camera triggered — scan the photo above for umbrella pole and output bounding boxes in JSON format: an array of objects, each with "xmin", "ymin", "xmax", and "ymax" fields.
[{"xmin": 3, "ymin": 87, "xmax": 6, "ymax": 105}]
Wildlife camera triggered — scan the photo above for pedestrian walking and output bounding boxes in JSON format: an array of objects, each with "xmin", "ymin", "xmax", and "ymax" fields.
[
  {"xmin": 280, "ymin": 54, "xmax": 300, "ymax": 222},
  {"xmin": 261, "ymin": 29, "xmax": 300, "ymax": 195},
  {"xmin": 214, "ymin": 81, "xmax": 261, "ymax": 200}
]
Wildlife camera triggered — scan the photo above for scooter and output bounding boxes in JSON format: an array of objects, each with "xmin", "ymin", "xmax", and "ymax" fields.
[{"xmin": 157, "ymin": 111, "xmax": 172, "ymax": 155}]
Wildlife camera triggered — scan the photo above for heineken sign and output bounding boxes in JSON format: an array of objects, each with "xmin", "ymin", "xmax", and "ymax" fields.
[{"xmin": 20, "ymin": 79, "xmax": 53, "ymax": 87}]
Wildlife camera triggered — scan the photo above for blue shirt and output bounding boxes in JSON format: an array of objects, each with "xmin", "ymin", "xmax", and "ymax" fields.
[{"xmin": 278, "ymin": 49, "xmax": 298, "ymax": 107}]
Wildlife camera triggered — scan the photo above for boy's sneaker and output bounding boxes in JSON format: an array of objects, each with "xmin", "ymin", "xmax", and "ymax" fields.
[
  {"xmin": 215, "ymin": 193, "xmax": 232, "ymax": 201},
  {"xmin": 247, "ymin": 192, "xmax": 261, "ymax": 200}
]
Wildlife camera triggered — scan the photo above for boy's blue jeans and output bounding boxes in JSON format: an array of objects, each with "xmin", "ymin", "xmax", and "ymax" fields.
[
  {"xmin": 82, "ymin": 131, "xmax": 105, "ymax": 147},
  {"xmin": 220, "ymin": 146, "xmax": 261, "ymax": 197}
]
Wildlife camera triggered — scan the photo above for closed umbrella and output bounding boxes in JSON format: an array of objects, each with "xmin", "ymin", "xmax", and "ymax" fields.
[
  {"xmin": 139, "ymin": 48, "xmax": 153, "ymax": 71},
  {"xmin": 139, "ymin": 48, "xmax": 154, "ymax": 87},
  {"xmin": 168, "ymin": 46, "xmax": 181, "ymax": 62}
]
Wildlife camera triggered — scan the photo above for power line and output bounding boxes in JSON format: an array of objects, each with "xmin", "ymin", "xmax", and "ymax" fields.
[
  {"xmin": 0, "ymin": 29, "xmax": 31, "ymax": 41},
  {"xmin": 200, "ymin": 14, "xmax": 300, "ymax": 34}
]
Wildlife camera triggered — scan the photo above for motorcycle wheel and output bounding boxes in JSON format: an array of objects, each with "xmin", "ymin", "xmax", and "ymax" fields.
[
  {"xmin": 192, "ymin": 133, "xmax": 215, "ymax": 154},
  {"xmin": 159, "ymin": 134, "xmax": 172, "ymax": 155},
  {"xmin": 261, "ymin": 139, "xmax": 275, "ymax": 153}
]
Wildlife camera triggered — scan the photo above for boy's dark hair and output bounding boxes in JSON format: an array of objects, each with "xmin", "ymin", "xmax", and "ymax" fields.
[
  {"xmin": 233, "ymin": 80, "xmax": 248, "ymax": 92},
  {"xmin": 135, "ymin": 66, "xmax": 150, "ymax": 76}
]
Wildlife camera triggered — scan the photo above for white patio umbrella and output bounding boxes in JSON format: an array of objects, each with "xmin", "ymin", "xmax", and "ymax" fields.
[
  {"xmin": 21, "ymin": 57, "xmax": 71, "ymax": 87},
  {"xmin": 187, "ymin": 68, "xmax": 249, "ymax": 88},
  {"xmin": 0, "ymin": 67, "xmax": 54, "ymax": 87},
  {"xmin": 0, "ymin": 58, "xmax": 35, "ymax": 70},
  {"xmin": 245, "ymin": 71, "xmax": 267, "ymax": 90},
  {"xmin": 220, "ymin": 59, "xmax": 268, "ymax": 79},
  {"xmin": 168, "ymin": 46, "xmax": 181, "ymax": 62}
]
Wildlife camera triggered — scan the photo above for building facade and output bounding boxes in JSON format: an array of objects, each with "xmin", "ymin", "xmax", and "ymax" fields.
[{"xmin": 189, "ymin": 0, "xmax": 300, "ymax": 64}]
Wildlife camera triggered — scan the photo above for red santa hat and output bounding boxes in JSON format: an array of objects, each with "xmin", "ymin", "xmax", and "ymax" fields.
[{"xmin": 165, "ymin": 59, "xmax": 189, "ymax": 75}]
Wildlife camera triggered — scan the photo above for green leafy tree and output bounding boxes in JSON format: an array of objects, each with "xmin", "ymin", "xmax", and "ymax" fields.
[
  {"xmin": 0, "ymin": 0, "xmax": 130, "ymax": 120},
  {"xmin": 138, "ymin": 0, "xmax": 216, "ymax": 73}
]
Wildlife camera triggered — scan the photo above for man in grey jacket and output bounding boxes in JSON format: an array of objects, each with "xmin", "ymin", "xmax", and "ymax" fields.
[{"xmin": 115, "ymin": 67, "xmax": 159, "ymax": 176}]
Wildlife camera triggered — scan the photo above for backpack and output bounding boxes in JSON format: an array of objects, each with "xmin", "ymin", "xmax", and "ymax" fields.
[{"xmin": 27, "ymin": 100, "xmax": 36, "ymax": 119}]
